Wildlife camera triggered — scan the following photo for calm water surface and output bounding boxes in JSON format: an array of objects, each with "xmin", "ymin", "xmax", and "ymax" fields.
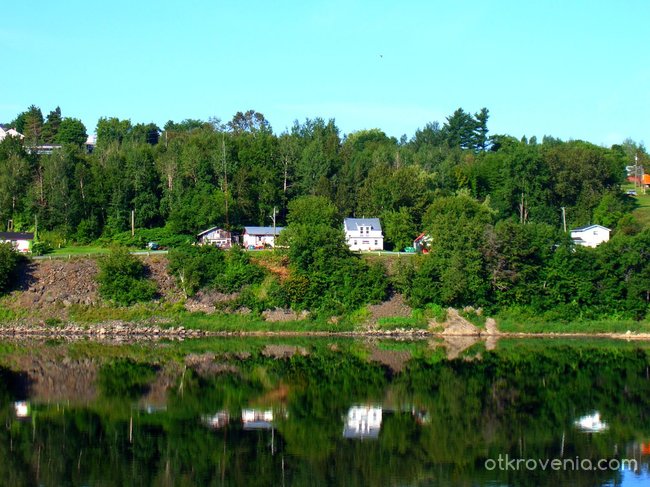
[{"xmin": 1, "ymin": 337, "xmax": 649, "ymax": 486}]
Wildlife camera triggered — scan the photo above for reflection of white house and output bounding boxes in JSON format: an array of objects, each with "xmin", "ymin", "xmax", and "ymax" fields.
[
  {"xmin": 242, "ymin": 227, "xmax": 284, "ymax": 249},
  {"xmin": 343, "ymin": 406, "xmax": 382, "ymax": 439},
  {"xmin": 574, "ymin": 412, "xmax": 608, "ymax": 433},
  {"xmin": 242, "ymin": 409, "xmax": 274, "ymax": 430},
  {"xmin": 197, "ymin": 227, "xmax": 235, "ymax": 248},
  {"xmin": 0, "ymin": 232, "xmax": 34, "ymax": 253},
  {"xmin": 202, "ymin": 411, "xmax": 230, "ymax": 429},
  {"xmin": 14, "ymin": 401, "xmax": 29, "ymax": 418},
  {"xmin": 343, "ymin": 218, "xmax": 384, "ymax": 251},
  {"xmin": 570, "ymin": 225, "xmax": 611, "ymax": 248}
]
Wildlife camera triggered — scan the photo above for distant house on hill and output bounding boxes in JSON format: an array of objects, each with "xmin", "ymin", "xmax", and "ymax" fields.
[
  {"xmin": 242, "ymin": 226, "xmax": 284, "ymax": 249},
  {"xmin": 570, "ymin": 225, "xmax": 610, "ymax": 248},
  {"xmin": 343, "ymin": 218, "xmax": 384, "ymax": 251},
  {"xmin": 0, "ymin": 126, "xmax": 24, "ymax": 142},
  {"xmin": 197, "ymin": 227, "xmax": 235, "ymax": 249},
  {"xmin": 0, "ymin": 232, "xmax": 34, "ymax": 253}
]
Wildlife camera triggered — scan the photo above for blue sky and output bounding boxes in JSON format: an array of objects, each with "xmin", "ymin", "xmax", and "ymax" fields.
[{"xmin": 2, "ymin": 1, "xmax": 649, "ymax": 146}]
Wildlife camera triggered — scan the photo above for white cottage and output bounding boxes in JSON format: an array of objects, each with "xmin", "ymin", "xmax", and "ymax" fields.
[
  {"xmin": 343, "ymin": 218, "xmax": 383, "ymax": 251},
  {"xmin": 0, "ymin": 232, "xmax": 33, "ymax": 253},
  {"xmin": 570, "ymin": 225, "xmax": 611, "ymax": 248},
  {"xmin": 242, "ymin": 226, "xmax": 284, "ymax": 249},
  {"xmin": 197, "ymin": 227, "xmax": 235, "ymax": 248}
]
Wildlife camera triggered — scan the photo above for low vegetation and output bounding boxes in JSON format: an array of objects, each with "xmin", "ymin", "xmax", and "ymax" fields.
[{"xmin": 96, "ymin": 247, "xmax": 156, "ymax": 306}]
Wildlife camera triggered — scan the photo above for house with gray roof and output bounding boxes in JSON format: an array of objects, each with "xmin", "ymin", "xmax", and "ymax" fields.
[
  {"xmin": 242, "ymin": 226, "xmax": 284, "ymax": 249},
  {"xmin": 570, "ymin": 224, "xmax": 610, "ymax": 248},
  {"xmin": 343, "ymin": 218, "xmax": 383, "ymax": 251}
]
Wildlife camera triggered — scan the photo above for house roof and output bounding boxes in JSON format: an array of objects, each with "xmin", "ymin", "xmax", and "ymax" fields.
[
  {"xmin": 0, "ymin": 232, "xmax": 34, "ymax": 240},
  {"xmin": 197, "ymin": 226, "xmax": 230, "ymax": 237},
  {"xmin": 570, "ymin": 224, "xmax": 610, "ymax": 233},
  {"xmin": 343, "ymin": 218, "xmax": 382, "ymax": 232},
  {"xmin": 243, "ymin": 226, "xmax": 284, "ymax": 235}
]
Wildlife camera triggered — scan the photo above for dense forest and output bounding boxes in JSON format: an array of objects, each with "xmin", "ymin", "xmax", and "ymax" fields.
[
  {"xmin": 2, "ymin": 104, "xmax": 650, "ymax": 321},
  {"xmin": 1, "ymin": 104, "xmax": 643, "ymax": 244}
]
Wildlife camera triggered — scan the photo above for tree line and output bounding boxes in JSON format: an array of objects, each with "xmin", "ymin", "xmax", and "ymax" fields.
[{"xmin": 1, "ymin": 105, "xmax": 642, "ymax": 249}]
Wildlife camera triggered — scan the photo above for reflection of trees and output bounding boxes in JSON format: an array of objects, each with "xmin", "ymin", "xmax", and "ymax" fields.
[{"xmin": 0, "ymin": 344, "xmax": 648, "ymax": 485}]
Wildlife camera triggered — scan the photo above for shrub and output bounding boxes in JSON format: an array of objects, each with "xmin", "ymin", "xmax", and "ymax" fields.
[
  {"xmin": 96, "ymin": 247, "xmax": 156, "ymax": 305},
  {"xmin": 30, "ymin": 241, "xmax": 52, "ymax": 256},
  {"xmin": 0, "ymin": 243, "xmax": 21, "ymax": 295},
  {"xmin": 168, "ymin": 244, "xmax": 266, "ymax": 297},
  {"xmin": 168, "ymin": 245, "xmax": 226, "ymax": 297}
]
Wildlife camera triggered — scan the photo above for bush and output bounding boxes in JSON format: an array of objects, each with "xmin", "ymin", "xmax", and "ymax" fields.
[
  {"xmin": 168, "ymin": 245, "xmax": 226, "ymax": 297},
  {"xmin": 96, "ymin": 247, "xmax": 156, "ymax": 305},
  {"xmin": 217, "ymin": 246, "xmax": 265, "ymax": 293},
  {"xmin": 30, "ymin": 241, "xmax": 52, "ymax": 256},
  {"xmin": 168, "ymin": 244, "xmax": 266, "ymax": 297},
  {"xmin": 0, "ymin": 243, "xmax": 20, "ymax": 294}
]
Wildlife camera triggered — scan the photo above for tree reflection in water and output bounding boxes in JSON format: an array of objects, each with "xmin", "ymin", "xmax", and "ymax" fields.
[{"xmin": 0, "ymin": 339, "xmax": 648, "ymax": 486}]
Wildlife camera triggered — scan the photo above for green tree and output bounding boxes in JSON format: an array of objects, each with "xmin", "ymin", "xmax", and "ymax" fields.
[
  {"xmin": 41, "ymin": 106, "xmax": 62, "ymax": 143},
  {"xmin": 55, "ymin": 117, "xmax": 87, "ymax": 146},
  {"xmin": 382, "ymin": 207, "xmax": 417, "ymax": 251}
]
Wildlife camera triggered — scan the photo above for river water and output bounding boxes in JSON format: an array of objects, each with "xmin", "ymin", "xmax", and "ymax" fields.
[{"xmin": 1, "ymin": 337, "xmax": 649, "ymax": 486}]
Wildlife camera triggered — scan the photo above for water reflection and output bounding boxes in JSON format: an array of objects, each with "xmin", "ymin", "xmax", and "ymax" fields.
[
  {"xmin": 0, "ymin": 339, "xmax": 647, "ymax": 486},
  {"xmin": 343, "ymin": 406, "xmax": 382, "ymax": 439},
  {"xmin": 575, "ymin": 411, "xmax": 609, "ymax": 433}
]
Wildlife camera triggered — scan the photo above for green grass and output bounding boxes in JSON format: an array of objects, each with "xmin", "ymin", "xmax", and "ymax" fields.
[
  {"xmin": 496, "ymin": 313, "xmax": 650, "ymax": 334},
  {"xmin": 68, "ymin": 303, "xmax": 178, "ymax": 323},
  {"xmin": 623, "ymin": 182, "xmax": 650, "ymax": 228},
  {"xmin": 176, "ymin": 311, "xmax": 355, "ymax": 333},
  {"xmin": 376, "ymin": 316, "xmax": 428, "ymax": 330},
  {"xmin": 51, "ymin": 246, "xmax": 109, "ymax": 256}
]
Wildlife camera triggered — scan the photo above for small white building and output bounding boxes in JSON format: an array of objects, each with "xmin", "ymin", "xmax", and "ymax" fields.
[
  {"xmin": 0, "ymin": 126, "xmax": 24, "ymax": 142},
  {"xmin": 242, "ymin": 226, "xmax": 284, "ymax": 249},
  {"xmin": 0, "ymin": 232, "xmax": 33, "ymax": 253},
  {"xmin": 570, "ymin": 225, "xmax": 611, "ymax": 248},
  {"xmin": 197, "ymin": 227, "xmax": 235, "ymax": 248},
  {"xmin": 343, "ymin": 218, "xmax": 384, "ymax": 251}
]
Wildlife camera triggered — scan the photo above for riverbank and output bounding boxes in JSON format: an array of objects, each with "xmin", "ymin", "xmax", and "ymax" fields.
[{"xmin": 3, "ymin": 254, "xmax": 650, "ymax": 339}]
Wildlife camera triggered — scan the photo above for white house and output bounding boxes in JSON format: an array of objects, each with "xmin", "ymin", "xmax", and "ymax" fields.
[
  {"xmin": 242, "ymin": 226, "xmax": 284, "ymax": 249},
  {"xmin": 197, "ymin": 227, "xmax": 235, "ymax": 248},
  {"xmin": 0, "ymin": 126, "xmax": 24, "ymax": 142},
  {"xmin": 570, "ymin": 225, "xmax": 611, "ymax": 248},
  {"xmin": 343, "ymin": 218, "xmax": 383, "ymax": 251},
  {"xmin": 0, "ymin": 232, "xmax": 34, "ymax": 253}
]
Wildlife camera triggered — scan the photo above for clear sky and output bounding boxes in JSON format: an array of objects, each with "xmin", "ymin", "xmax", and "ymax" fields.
[{"xmin": 2, "ymin": 0, "xmax": 649, "ymax": 146}]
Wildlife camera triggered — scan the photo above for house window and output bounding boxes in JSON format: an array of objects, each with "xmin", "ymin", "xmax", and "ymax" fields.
[
  {"xmin": 354, "ymin": 240, "xmax": 357, "ymax": 246},
  {"xmin": 374, "ymin": 240, "xmax": 378, "ymax": 246}
]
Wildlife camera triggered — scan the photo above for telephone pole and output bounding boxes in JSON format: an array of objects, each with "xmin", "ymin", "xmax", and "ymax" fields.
[
  {"xmin": 222, "ymin": 134, "xmax": 229, "ymax": 229},
  {"xmin": 561, "ymin": 207, "xmax": 567, "ymax": 233}
]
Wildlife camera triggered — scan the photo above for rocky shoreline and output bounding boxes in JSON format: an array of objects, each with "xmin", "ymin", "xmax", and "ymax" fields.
[{"xmin": 0, "ymin": 319, "xmax": 649, "ymax": 343}]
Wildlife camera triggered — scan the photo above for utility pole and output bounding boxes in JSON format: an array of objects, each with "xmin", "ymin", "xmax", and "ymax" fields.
[
  {"xmin": 222, "ymin": 134, "xmax": 229, "ymax": 229},
  {"xmin": 131, "ymin": 210, "xmax": 135, "ymax": 237},
  {"xmin": 561, "ymin": 207, "xmax": 567, "ymax": 233}
]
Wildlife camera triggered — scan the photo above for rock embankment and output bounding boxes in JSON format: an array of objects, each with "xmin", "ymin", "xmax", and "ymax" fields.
[{"xmin": 0, "ymin": 322, "xmax": 209, "ymax": 340}]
